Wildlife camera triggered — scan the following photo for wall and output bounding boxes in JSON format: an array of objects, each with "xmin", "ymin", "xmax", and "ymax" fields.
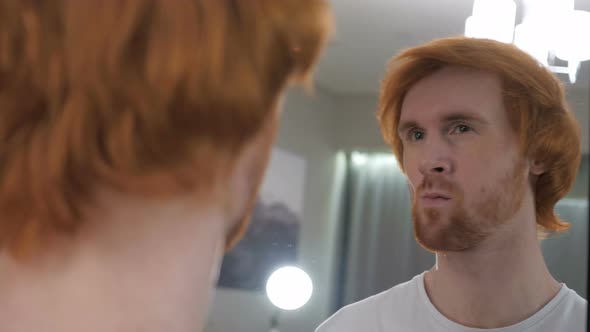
[{"xmin": 325, "ymin": 92, "xmax": 385, "ymax": 153}]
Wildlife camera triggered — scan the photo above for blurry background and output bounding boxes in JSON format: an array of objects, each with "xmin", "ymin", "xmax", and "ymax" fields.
[{"xmin": 206, "ymin": 1, "xmax": 590, "ymax": 331}]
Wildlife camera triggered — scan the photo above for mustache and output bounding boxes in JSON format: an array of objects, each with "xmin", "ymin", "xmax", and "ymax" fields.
[{"xmin": 416, "ymin": 175, "xmax": 458, "ymax": 195}]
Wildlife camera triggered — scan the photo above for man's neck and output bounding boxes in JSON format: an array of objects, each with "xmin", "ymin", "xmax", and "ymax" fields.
[
  {"xmin": 423, "ymin": 212, "xmax": 561, "ymax": 329},
  {"xmin": 0, "ymin": 193, "xmax": 227, "ymax": 332}
]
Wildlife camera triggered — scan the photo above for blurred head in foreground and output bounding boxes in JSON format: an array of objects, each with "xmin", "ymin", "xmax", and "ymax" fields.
[{"xmin": 0, "ymin": 1, "xmax": 332, "ymax": 331}]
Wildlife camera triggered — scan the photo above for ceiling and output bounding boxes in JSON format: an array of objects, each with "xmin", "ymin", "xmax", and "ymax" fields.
[{"xmin": 313, "ymin": 0, "xmax": 590, "ymax": 153}]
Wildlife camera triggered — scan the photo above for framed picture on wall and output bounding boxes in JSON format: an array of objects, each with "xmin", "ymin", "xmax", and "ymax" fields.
[{"xmin": 217, "ymin": 147, "xmax": 306, "ymax": 291}]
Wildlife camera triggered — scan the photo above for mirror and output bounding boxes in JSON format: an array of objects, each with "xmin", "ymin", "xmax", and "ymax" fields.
[{"xmin": 206, "ymin": 1, "xmax": 590, "ymax": 331}]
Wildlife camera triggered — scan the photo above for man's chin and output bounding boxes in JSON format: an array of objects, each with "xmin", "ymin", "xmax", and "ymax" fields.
[
  {"xmin": 414, "ymin": 221, "xmax": 446, "ymax": 252},
  {"xmin": 413, "ymin": 220, "xmax": 473, "ymax": 253},
  {"xmin": 414, "ymin": 223, "xmax": 489, "ymax": 253},
  {"xmin": 418, "ymin": 240, "xmax": 472, "ymax": 253},
  {"xmin": 415, "ymin": 233, "xmax": 450, "ymax": 253}
]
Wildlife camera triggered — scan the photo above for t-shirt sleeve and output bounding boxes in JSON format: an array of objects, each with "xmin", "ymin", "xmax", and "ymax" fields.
[
  {"xmin": 315, "ymin": 306, "xmax": 360, "ymax": 332},
  {"xmin": 315, "ymin": 300, "xmax": 382, "ymax": 332}
]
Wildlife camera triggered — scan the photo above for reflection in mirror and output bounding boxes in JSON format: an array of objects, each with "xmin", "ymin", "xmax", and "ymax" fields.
[{"xmin": 206, "ymin": 1, "xmax": 589, "ymax": 331}]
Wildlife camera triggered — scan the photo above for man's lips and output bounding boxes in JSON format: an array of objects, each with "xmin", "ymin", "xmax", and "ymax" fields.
[
  {"xmin": 421, "ymin": 192, "xmax": 450, "ymax": 199},
  {"xmin": 419, "ymin": 192, "xmax": 451, "ymax": 207}
]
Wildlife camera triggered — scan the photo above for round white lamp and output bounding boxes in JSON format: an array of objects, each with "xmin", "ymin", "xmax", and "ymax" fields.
[{"xmin": 265, "ymin": 266, "xmax": 313, "ymax": 331}]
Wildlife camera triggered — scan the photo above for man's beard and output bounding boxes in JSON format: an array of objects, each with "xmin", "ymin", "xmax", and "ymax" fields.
[{"xmin": 412, "ymin": 161, "xmax": 526, "ymax": 253}]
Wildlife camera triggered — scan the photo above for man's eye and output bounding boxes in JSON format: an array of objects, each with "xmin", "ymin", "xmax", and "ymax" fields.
[
  {"xmin": 409, "ymin": 130, "xmax": 424, "ymax": 141},
  {"xmin": 452, "ymin": 124, "xmax": 471, "ymax": 134}
]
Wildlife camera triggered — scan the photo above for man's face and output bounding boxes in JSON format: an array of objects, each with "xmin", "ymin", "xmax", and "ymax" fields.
[{"xmin": 399, "ymin": 66, "xmax": 529, "ymax": 253}]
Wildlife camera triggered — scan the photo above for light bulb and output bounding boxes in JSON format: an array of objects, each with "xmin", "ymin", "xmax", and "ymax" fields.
[{"xmin": 266, "ymin": 266, "xmax": 313, "ymax": 311}]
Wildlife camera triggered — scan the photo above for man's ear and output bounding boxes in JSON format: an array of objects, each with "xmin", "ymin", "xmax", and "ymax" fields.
[{"xmin": 530, "ymin": 160, "xmax": 546, "ymax": 176}]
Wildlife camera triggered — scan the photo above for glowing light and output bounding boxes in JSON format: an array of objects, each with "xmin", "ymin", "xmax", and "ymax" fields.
[
  {"xmin": 351, "ymin": 152, "xmax": 368, "ymax": 166},
  {"xmin": 513, "ymin": 22, "xmax": 549, "ymax": 66},
  {"xmin": 465, "ymin": 0, "xmax": 516, "ymax": 43},
  {"xmin": 553, "ymin": 10, "xmax": 590, "ymax": 62},
  {"xmin": 266, "ymin": 266, "xmax": 313, "ymax": 311}
]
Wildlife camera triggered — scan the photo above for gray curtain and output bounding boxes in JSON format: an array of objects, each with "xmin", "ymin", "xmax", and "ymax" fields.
[
  {"xmin": 340, "ymin": 153, "xmax": 434, "ymax": 307},
  {"xmin": 543, "ymin": 199, "xmax": 588, "ymax": 299},
  {"xmin": 338, "ymin": 152, "xmax": 588, "ymax": 309}
]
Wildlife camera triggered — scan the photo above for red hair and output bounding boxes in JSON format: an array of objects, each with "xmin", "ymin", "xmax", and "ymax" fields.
[
  {"xmin": 378, "ymin": 37, "xmax": 581, "ymax": 236},
  {"xmin": 0, "ymin": 0, "xmax": 333, "ymax": 258}
]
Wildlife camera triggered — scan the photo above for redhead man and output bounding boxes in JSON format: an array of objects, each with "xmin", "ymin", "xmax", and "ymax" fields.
[
  {"xmin": 0, "ymin": 1, "xmax": 332, "ymax": 331},
  {"xmin": 317, "ymin": 37, "xmax": 586, "ymax": 331}
]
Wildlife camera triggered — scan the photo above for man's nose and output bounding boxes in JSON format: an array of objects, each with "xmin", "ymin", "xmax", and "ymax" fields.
[{"xmin": 417, "ymin": 143, "xmax": 453, "ymax": 176}]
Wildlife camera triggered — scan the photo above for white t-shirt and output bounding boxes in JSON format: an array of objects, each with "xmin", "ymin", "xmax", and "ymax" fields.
[{"xmin": 316, "ymin": 272, "xmax": 587, "ymax": 332}]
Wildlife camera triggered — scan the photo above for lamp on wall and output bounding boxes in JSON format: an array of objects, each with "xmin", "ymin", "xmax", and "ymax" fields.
[
  {"xmin": 265, "ymin": 266, "xmax": 314, "ymax": 332},
  {"xmin": 465, "ymin": 0, "xmax": 590, "ymax": 84}
]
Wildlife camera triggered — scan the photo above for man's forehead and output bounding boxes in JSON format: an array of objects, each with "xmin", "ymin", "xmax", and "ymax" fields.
[{"xmin": 399, "ymin": 66, "xmax": 503, "ymax": 125}]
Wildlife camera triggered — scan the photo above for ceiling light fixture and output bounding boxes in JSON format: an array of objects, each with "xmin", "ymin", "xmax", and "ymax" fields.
[{"xmin": 465, "ymin": 0, "xmax": 590, "ymax": 84}]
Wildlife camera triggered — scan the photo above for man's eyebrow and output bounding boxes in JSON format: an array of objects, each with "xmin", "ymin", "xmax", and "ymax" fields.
[
  {"xmin": 397, "ymin": 111, "xmax": 488, "ymax": 135},
  {"xmin": 397, "ymin": 120, "xmax": 419, "ymax": 136},
  {"xmin": 441, "ymin": 112, "xmax": 488, "ymax": 125}
]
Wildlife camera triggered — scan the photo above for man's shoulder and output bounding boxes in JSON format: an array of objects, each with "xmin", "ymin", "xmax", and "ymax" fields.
[
  {"xmin": 561, "ymin": 286, "xmax": 587, "ymax": 315},
  {"xmin": 529, "ymin": 285, "xmax": 588, "ymax": 331},
  {"xmin": 315, "ymin": 275, "xmax": 422, "ymax": 332}
]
